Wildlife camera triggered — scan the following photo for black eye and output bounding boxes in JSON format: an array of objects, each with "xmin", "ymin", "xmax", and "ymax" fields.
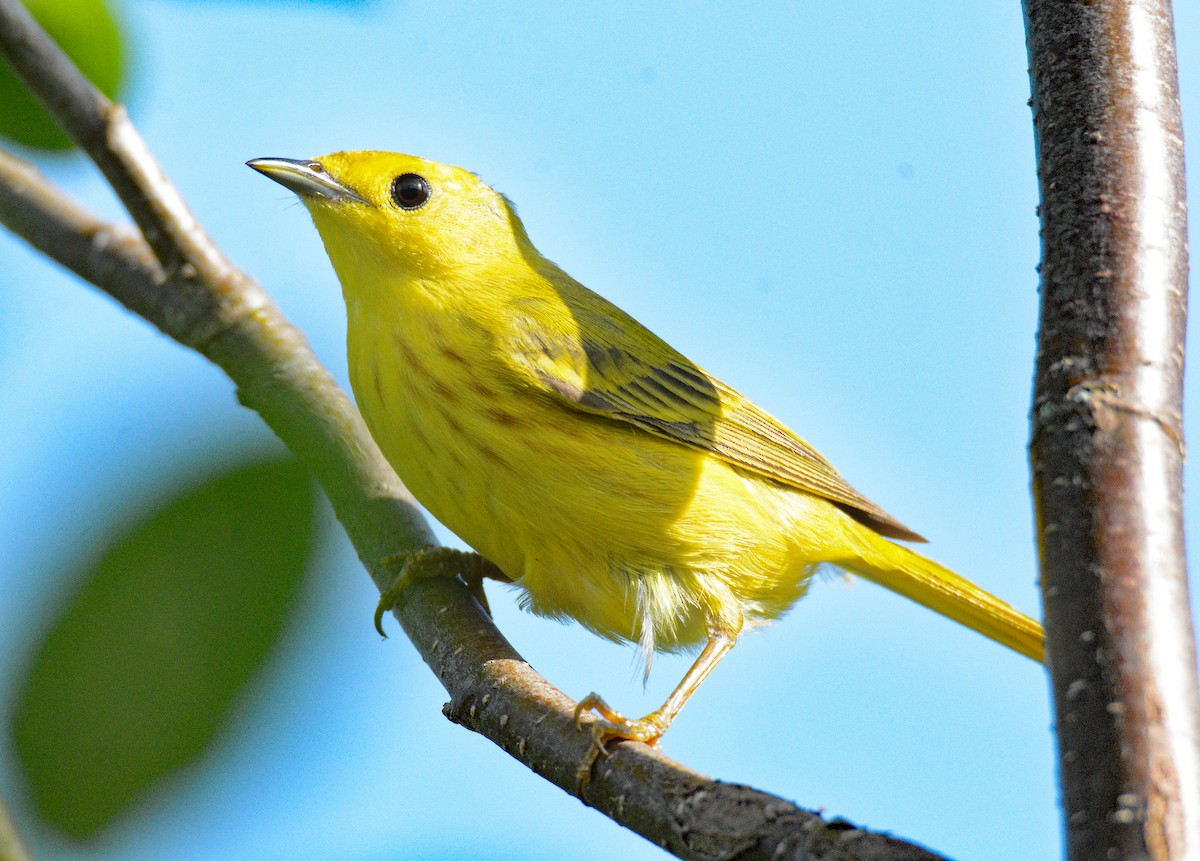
[{"xmin": 391, "ymin": 173, "xmax": 430, "ymax": 210}]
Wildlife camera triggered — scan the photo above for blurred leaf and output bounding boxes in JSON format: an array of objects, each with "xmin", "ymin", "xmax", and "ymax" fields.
[
  {"xmin": 10, "ymin": 457, "xmax": 319, "ymax": 839},
  {"xmin": 0, "ymin": 0, "xmax": 125, "ymax": 151}
]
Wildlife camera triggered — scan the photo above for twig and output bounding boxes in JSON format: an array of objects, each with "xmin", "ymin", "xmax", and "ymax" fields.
[
  {"xmin": 0, "ymin": 0, "xmax": 228, "ymax": 282},
  {"xmin": 0, "ymin": 795, "xmax": 33, "ymax": 861},
  {"xmin": 0, "ymin": 16, "xmax": 952, "ymax": 861},
  {"xmin": 1023, "ymin": 1, "xmax": 1200, "ymax": 859}
]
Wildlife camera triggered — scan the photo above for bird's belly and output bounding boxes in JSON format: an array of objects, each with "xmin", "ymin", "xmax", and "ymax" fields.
[{"xmin": 350, "ymin": 333, "xmax": 828, "ymax": 653}]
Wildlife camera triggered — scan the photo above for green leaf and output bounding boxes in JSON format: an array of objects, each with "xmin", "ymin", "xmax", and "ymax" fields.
[
  {"xmin": 0, "ymin": 0, "xmax": 125, "ymax": 151},
  {"xmin": 10, "ymin": 457, "xmax": 319, "ymax": 839}
]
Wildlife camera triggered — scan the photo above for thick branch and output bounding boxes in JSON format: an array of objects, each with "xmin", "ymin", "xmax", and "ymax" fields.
[
  {"xmin": 0, "ymin": 147, "xmax": 948, "ymax": 861},
  {"xmin": 1023, "ymin": 2, "xmax": 1200, "ymax": 860}
]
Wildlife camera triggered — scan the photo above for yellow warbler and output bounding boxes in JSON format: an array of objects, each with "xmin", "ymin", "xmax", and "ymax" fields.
[{"xmin": 249, "ymin": 151, "xmax": 1043, "ymax": 748}]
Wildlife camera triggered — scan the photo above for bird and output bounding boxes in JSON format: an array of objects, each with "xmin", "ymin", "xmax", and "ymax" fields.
[{"xmin": 249, "ymin": 151, "xmax": 1044, "ymax": 753}]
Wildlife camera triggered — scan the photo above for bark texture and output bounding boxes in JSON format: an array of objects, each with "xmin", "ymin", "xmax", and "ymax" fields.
[{"xmin": 1024, "ymin": 2, "xmax": 1199, "ymax": 859}]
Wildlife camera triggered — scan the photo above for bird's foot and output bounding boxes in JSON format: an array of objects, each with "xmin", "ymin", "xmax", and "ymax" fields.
[
  {"xmin": 373, "ymin": 547, "xmax": 505, "ymax": 635},
  {"xmin": 572, "ymin": 693, "xmax": 671, "ymax": 793}
]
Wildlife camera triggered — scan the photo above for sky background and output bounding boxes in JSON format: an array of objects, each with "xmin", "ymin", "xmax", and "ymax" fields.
[{"xmin": 1, "ymin": 2, "xmax": 1198, "ymax": 859}]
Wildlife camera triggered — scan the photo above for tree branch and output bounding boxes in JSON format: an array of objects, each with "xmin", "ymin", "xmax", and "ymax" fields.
[
  {"xmin": 0, "ymin": 2, "xmax": 954, "ymax": 857},
  {"xmin": 1023, "ymin": 1, "xmax": 1200, "ymax": 859},
  {"xmin": 0, "ymin": 0, "xmax": 228, "ymax": 281},
  {"xmin": 0, "ymin": 794, "xmax": 33, "ymax": 861}
]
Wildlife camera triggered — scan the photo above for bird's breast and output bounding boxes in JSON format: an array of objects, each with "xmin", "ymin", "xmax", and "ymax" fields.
[
  {"xmin": 344, "ymin": 300, "xmax": 823, "ymax": 653},
  {"xmin": 347, "ymin": 304, "xmax": 532, "ymax": 573}
]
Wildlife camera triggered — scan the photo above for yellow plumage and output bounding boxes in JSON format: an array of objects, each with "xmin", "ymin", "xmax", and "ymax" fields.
[{"xmin": 250, "ymin": 151, "xmax": 1043, "ymax": 746}]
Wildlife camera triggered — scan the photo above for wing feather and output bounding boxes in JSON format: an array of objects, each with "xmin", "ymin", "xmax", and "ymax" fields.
[{"xmin": 504, "ymin": 292, "xmax": 924, "ymax": 542}]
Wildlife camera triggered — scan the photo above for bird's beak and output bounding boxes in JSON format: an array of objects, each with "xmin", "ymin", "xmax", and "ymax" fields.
[{"xmin": 247, "ymin": 157, "xmax": 368, "ymax": 204}]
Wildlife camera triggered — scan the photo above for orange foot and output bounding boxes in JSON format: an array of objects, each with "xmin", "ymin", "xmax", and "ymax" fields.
[
  {"xmin": 572, "ymin": 693, "xmax": 672, "ymax": 792},
  {"xmin": 569, "ymin": 632, "xmax": 738, "ymax": 792}
]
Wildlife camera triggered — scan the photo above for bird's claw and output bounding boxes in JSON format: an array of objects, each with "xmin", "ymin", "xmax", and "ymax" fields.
[
  {"xmin": 373, "ymin": 547, "xmax": 501, "ymax": 636},
  {"xmin": 572, "ymin": 692, "xmax": 670, "ymax": 793}
]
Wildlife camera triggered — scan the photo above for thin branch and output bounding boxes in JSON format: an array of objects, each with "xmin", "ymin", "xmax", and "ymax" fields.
[
  {"xmin": 0, "ymin": 104, "xmax": 948, "ymax": 861},
  {"xmin": 1023, "ymin": 2, "xmax": 1200, "ymax": 860},
  {"xmin": 0, "ymin": 795, "xmax": 33, "ymax": 861},
  {"xmin": 0, "ymin": 0, "xmax": 229, "ymax": 283}
]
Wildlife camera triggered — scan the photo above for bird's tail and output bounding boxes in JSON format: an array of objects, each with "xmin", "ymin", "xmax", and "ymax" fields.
[{"xmin": 841, "ymin": 532, "xmax": 1044, "ymax": 663}]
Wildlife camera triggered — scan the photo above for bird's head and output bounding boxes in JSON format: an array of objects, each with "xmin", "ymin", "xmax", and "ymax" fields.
[{"xmin": 248, "ymin": 151, "xmax": 531, "ymax": 280}]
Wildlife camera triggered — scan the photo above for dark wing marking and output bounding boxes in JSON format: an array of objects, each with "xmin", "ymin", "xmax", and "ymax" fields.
[{"xmin": 504, "ymin": 294, "xmax": 924, "ymax": 542}]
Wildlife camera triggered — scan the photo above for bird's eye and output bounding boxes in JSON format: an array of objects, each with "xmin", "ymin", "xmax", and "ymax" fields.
[{"xmin": 391, "ymin": 173, "xmax": 431, "ymax": 210}]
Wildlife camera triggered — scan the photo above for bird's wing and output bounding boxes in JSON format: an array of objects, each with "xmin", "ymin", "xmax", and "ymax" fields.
[{"xmin": 503, "ymin": 292, "xmax": 924, "ymax": 542}]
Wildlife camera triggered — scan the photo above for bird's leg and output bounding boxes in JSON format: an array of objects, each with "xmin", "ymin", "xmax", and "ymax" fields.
[
  {"xmin": 573, "ymin": 629, "xmax": 737, "ymax": 789},
  {"xmin": 373, "ymin": 547, "xmax": 509, "ymax": 635},
  {"xmin": 574, "ymin": 631, "xmax": 736, "ymax": 745}
]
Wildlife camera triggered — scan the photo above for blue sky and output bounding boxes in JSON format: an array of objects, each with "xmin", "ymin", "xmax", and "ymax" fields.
[{"xmin": 1, "ymin": 2, "xmax": 1198, "ymax": 859}]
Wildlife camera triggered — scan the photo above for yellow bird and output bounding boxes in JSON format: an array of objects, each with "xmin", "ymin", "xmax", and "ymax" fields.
[{"xmin": 249, "ymin": 151, "xmax": 1043, "ymax": 749}]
